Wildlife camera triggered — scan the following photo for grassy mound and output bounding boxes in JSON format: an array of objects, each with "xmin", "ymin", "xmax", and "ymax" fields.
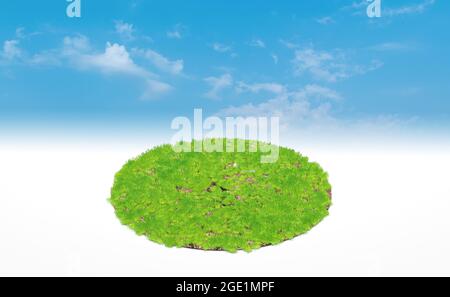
[{"xmin": 109, "ymin": 139, "xmax": 332, "ymax": 252}]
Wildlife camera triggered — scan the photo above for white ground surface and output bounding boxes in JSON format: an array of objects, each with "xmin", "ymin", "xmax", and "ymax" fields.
[{"xmin": 1, "ymin": 136, "xmax": 450, "ymax": 276}]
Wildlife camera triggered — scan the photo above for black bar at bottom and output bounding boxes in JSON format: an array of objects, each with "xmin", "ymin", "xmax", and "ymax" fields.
[{"xmin": 156, "ymin": 278, "xmax": 294, "ymax": 296}]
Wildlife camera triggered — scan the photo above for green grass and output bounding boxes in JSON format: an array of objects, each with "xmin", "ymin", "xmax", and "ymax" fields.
[{"xmin": 109, "ymin": 139, "xmax": 332, "ymax": 253}]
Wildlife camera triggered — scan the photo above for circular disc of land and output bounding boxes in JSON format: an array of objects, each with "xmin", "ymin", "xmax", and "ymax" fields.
[{"xmin": 110, "ymin": 140, "xmax": 332, "ymax": 252}]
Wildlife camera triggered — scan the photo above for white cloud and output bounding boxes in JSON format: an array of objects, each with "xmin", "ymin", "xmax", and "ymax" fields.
[
  {"xmin": 167, "ymin": 24, "xmax": 186, "ymax": 39},
  {"xmin": 167, "ymin": 31, "xmax": 181, "ymax": 40},
  {"xmin": 62, "ymin": 35, "xmax": 91, "ymax": 56},
  {"xmin": 62, "ymin": 36, "xmax": 172, "ymax": 98},
  {"xmin": 29, "ymin": 50, "xmax": 62, "ymax": 66},
  {"xmin": 344, "ymin": 0, "xmax": 436, "ymax": 17},
  {"xmin": 1, "ymin": 32, "xmax": 173, "ymax": 98},
  {"xmin": 15, "ymin": 27, "xmax": 26, "ymax": 39},
  {"xmin": 368, "ymin": 42, "xmax": 414, "ymax": 52},
  {"xmin": 342, "ymin": 0, "xmax": 368, "ymax": 11},
  {"xmin": 141, "ymin": 79, "xmax": 173, "ymax": 100},
  {"xmin": 292, "ymin": 47, "xmax": 383, "ymax": 82},
  {"xmin": 296, "ymin": 84, "xmax": 342, "ymax": 101},
  {"xmin": 25, "ymin": 35, "xmax": 87, "ymax": 66},
  {"xmin": 220, "ymin": 81, "xmax": 414, "ymax": 132},
  {"xmin": 219, "ymin": 84, "xmax": 340, "ymax": 127},
  {"xmin": 279, "ymin": 39, "xmax": 300, "ymax": 49},
  {"xmin": 317, "ymin": 17, "xmax": 335, "ymax": 25},
  {"xmin": 236, "ymin": 82, "xmax": 286, "ymax": 95},
  {"xmin": 271, "ymin": 54, "xmax": 279, "ymax": 65},
  {"xmin": 135, "ymin": 48, "xmax": 184, "ymax": 75},
  {"xmin": 249, "ymin": 38, "xmax": 266, "ymax": 48},
  {"xmin": 293, "ymin": 48, "xmax": 340, "ymax": 82},
  {"xmin": 204, "ymin": 74, "xmax": 233, "ymax": 99},
  {"xmin": 211, "ymin": 43, "xmax": 232, "ymax": 53},
  {"xmin": 13, "ymin": 27, "xmax": 41, "ymax": 40},
  {"xmin": 1, "ymin": 40, "xmax": 22, "ymax": 61},
  {"xmin": 79, "ymin": 42, "xmax": 150, "ymax": 77},
  {"xmin": 115, "ymin": 21, "xmax": 135, "ymax": 41},
  {"xmin": 220, "ymin": 96, "xmax": 290, "ymax": 119},
  {"xmin": 61, "ymin": 37, "xmax": 153, "ymax": 78},
  {"xmin": 385, "ymin": 0, "xmax": 435, "ymax": 16}
]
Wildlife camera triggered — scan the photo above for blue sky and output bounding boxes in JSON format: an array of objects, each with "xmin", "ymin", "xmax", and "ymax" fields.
[{"xmin": 0, "ymin": 0, "xmax": 449, "ymax": 130}]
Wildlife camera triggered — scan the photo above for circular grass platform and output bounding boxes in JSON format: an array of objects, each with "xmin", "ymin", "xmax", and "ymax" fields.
[{"xmin": 109, "ymin": 139, "xmax": 332, "ymax": 252}]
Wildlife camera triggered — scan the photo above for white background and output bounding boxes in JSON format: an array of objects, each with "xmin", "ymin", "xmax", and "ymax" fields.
[{"xmin": 1, "ymin": 134, "xmax": 450, "ymax": 276}]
